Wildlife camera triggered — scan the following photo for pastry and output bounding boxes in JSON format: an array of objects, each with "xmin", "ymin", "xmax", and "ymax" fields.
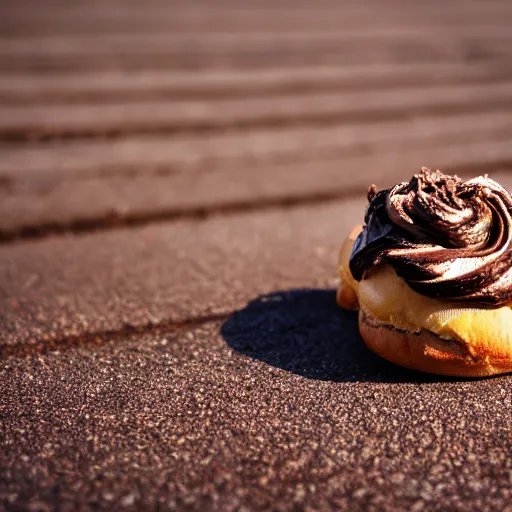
[{"xmin": 337, "ymin": 167, "xmax": 512, "ymax": 377}]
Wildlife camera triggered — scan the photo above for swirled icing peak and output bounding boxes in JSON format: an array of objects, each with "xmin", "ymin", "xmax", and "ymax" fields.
[{"xmin": 349, "ymin": 167, "xmax": 512, "ymax": 308}]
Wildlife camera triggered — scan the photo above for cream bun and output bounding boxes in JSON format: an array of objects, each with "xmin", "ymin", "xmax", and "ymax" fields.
[{"xmin": 337, "ymin": 168, "xmax": 512, "ymax": 377}]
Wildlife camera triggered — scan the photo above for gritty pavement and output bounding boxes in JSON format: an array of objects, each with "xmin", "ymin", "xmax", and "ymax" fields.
[{"xmin": 1, "ymin": 291, "xmax": 512, "ymax": 511}]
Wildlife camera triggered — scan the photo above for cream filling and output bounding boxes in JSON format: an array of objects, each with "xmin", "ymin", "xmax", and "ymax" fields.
[{"xmin": 338, "ymin": 227, "xmax": 512, "ymax": 355}]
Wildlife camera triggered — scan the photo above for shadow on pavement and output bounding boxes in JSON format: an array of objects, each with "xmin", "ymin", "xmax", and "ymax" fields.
[{"xmin": 221, "ymin": 289, "xmax": 442, "ymax": 384}]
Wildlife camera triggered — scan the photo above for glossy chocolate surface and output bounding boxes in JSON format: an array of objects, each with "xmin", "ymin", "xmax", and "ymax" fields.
[{"xmin": 350, "ymin": 168, "xmax": 512, "ymax": 307}]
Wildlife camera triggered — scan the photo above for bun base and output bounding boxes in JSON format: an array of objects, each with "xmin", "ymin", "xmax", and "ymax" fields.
[{"xmin": 359, "ymin": 308, "xmax": 512, "ymax": 377}]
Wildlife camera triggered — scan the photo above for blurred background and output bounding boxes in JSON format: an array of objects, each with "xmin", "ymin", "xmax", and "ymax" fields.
[{"xmin": 1, "ymin": 0, "xmax": 512, "ymax": 240}]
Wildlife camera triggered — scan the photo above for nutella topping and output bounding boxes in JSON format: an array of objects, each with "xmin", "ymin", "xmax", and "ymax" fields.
[{"xmin": 349, "ymin": 167, "xmax": 512, "ymax": 307}]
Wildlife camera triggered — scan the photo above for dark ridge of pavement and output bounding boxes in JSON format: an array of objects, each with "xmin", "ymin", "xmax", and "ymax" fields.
[
  {"xmin": 1, "ymin": 154, "xmax": 512, "ymax": 245},
  {"xmin": 0, "ymin": 189, "xmax": 354, "ymax": 245},
  {"xmin": 1, "ymin": 290, "xmax": 511, "ymax": 511}
]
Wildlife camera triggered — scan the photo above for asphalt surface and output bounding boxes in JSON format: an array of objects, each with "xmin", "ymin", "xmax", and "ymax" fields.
[
  {"xmin": 1, "ymin": 293, "xmax": 512, "ymax": 511},
  {"xmin": 0, "ymin": 200, "xmax": 362, "ymax": 347}
]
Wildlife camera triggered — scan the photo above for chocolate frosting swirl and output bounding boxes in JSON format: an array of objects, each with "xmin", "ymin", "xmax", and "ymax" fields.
[{"xmin": 349, "ymin": 167, "xmax": 512, "ymax": 308}]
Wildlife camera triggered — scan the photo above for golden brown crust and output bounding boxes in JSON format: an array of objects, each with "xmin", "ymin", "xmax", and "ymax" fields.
[
  {"xmin": 336, "ymin": 280, "xmax": 359, "ymax": 311},
  {"xmin": 358, "ymin": 307, "xmax": 512, "ymax": 377}
]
